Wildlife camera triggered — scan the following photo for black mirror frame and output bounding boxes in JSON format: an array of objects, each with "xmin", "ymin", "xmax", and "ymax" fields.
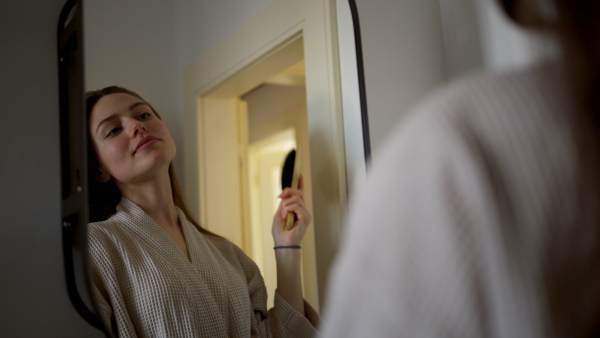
[
  {"xmin": 347, "ymin": 0, "xmax": 372, "ymax": 165},
  {"xmin": 58, "ymin": 0, "xmax": 105, "ymax": 332}
]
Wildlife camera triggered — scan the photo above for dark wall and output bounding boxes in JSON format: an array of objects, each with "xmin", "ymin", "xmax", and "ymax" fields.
[{"xmin": 0, "ymin": 1, "xmax": 103, "ymax": 336}]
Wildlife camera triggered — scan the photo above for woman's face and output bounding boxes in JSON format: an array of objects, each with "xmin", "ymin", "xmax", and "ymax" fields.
[{"xmin": 88, "ymin": 93, "xmax": 176, "ymax": 185}]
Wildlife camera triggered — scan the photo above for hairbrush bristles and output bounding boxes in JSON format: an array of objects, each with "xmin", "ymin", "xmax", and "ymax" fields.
[
  {"xmin": 281, "ymin": 149, "xmax": 296, "ymax": 190},
  {"xmin": 281, "ymin": 149, "xmax": 299, "ymax": 230}
]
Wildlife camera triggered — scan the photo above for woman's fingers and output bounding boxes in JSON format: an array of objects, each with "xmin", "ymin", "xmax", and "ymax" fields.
[
  {"xmin": 282, "ymin": 195, "xmax": 305, "ymax": 208},
  {"xmin": 280, "ymin": 195, "xmax": 307, "ymax": 219},
  {"xmin": 272, "ymin": 173, "xmax": 312, "ymax": 245},
  {"xmin": 279, "ymin": 187, "xmax": 304, "ymax": 199},
  {"xmin": 281, "ymin": 203, "xmax": 311, "ymax": 225},
  {"xmin": 276, "ymin": 174, "xmax": 311, "ymax": 227},
  {"xmin": 279, "ymin": 174, "xmax": 305, "ymax": 198}
]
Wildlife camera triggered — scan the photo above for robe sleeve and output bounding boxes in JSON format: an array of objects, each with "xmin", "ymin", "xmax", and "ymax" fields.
[
  {"xmin": 91, "ymin": 275, "xmax": 118, "ymax": 338},
  {"xmin": 88, "ymin": 224, "xmax": 137, "ymax": 338},
  {"xmin": 228, "ymin": 241, "xmax": 320, "ymax": 337}
]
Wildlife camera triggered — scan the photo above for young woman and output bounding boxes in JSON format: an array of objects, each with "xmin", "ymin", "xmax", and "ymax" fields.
[{"xmin": 86, "ymin": 86, "xmax": 319, "ymax": 337}]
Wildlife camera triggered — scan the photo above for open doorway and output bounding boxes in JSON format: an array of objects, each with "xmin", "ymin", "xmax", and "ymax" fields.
[
  {"xmin": 190, "ymin": 38, "xmax": 319, "ymax": 309},
  {"xmin": 243, "ymin": 61, "xmax": 310, "ymax": 307},
  {"xmin": 247, "ymin": 128, "xmax": 297, "ymax": 306}
]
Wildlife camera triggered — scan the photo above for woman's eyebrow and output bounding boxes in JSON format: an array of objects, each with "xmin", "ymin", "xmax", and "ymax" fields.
[
  {"xmin": 129, "ymin": 101, "xmax": 148, "ymax": 111},
  {"xmin": 95, "ymin": 114, "xmax": 118, "ymax": 135},
  {"xmin": 94, "ymin": 101, "xmax": 149, "ymax": 135}
]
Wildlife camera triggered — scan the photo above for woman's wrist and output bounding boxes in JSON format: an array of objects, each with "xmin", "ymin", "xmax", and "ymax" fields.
[
  {"xmin": 274, "ymin": 246, "xmax": 302, "ymax": 264},
  {"xmin": 274, "ymin": 246, "xmax": 304, "ymax": 314}
]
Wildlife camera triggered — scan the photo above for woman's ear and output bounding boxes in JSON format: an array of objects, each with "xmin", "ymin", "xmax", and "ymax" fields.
[{"xmin": 96, "ymin": 167, "xmax": 111, "ymax": 183}]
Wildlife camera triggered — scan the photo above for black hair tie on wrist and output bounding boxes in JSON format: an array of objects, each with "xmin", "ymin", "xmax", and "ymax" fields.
[{"xmin": 273, "ymin": 245, "xmax": 301, "ymax": 250}]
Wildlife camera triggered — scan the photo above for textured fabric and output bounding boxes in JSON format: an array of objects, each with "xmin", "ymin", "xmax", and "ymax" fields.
[
  {"xmin": 89, "ymin": 198, "xmax": 319, "ymax": 337},
  {"xmin": 321, "ymin": 62, "xmax": 600, "ymax": 337}
]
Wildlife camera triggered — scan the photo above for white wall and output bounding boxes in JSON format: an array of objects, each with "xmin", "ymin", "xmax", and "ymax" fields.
[
  {"xmin": 174, "ymin": 0, "xmax": 275, "ymax": 177},
  {"xmin": 438, "ymin": 0, "xmax": 484, "ymax": 79},
  {"xmin": 354, "ymin": 0, "xmax": 447, "ymax": 156},
  {"xmin": 0, "ymin": 0, "xmax": 104, "ymax": 335},
  {"xmin": 243, "ymin": 84, "xmax": 306, "ymax": 131},
  {"xmin": 84, "ymin": 0, "xmax": 181, "ymax": 174},
  {"xmin": 476, "ymin": 0, "xmax": 558, "ymax": 72},
  {"xmin": 440, "ymin": 0, "xmax": 559, "ymax": 76},
  {"xmin": 176, "ymin": 0, "xmax": 275, "ymax": 75}
]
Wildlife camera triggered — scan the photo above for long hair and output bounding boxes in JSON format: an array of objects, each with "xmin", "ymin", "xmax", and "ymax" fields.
[
  {"xmin": 86, "ymin": 86, "xmax": 221, "ymax": 238},
  {"xmin": 497, "ymin": 0, "xmax": 600, "ymax": 126},
  {"xmin": 499, "ymin": 2, "xmax": 600, "ymax": 335},
  {"xmin": 497, "ymin": 0, "xmax": 600, "ymax": 193}
]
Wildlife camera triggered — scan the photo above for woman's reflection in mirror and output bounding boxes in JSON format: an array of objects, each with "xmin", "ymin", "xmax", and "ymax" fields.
[{"xmin": 86, "ymin": 86, "xmax": 319, "ymax": 337}]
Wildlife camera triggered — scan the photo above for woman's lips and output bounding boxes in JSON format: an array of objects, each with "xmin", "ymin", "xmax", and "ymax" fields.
[{"xmin": 134, "ymin": 136, "xmax": 159, "ymax": 154}]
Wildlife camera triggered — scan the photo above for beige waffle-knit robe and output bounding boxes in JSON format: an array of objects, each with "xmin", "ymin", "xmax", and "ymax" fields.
[{"xmin": 89, "ymin": 198, "xmax": 319, "ymax": 337}]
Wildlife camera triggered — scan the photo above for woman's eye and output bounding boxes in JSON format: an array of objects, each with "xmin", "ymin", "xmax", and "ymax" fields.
[
  {"xmin": 138, "ymin": 112, "xmax": 151, "ymax": 120},
  {"xmin": 106, "ymin": 127, "xmax": 121, "ymax": 138}
]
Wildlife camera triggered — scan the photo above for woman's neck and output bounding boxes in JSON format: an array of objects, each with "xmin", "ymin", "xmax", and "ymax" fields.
[{"xmin": 118, "ymin": 170, "xmax": 179, "ymax": 229}]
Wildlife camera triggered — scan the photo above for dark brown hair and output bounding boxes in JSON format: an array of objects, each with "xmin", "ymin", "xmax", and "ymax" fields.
[
  {"xmin": 86, "ymin": 86, "xmax": 220, "ymax": 238},
  {"xmin": 500, "ymin": 2, "xmax": 600, "ymax": 335},
  {"xmin": 498, "ymin": 0, "xmax": 600, "ymax": 124},
  {"xmin": 498, "ymin": 0, "xmax": 600, "ymax": 188}
]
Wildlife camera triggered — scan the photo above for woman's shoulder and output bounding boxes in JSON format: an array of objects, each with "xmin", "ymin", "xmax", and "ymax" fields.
[
  {"xmin": 87, "ymin": 210, "xmax": 131, "ymax": 246},
  {"xmin": 88, "ymin": 198, "xmax": 146, "ymax": 238}
]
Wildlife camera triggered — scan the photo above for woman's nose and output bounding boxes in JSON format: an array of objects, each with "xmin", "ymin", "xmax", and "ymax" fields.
[{"xmin": 128, "ymin": 119, "xmax": 147, "ymax": 137}]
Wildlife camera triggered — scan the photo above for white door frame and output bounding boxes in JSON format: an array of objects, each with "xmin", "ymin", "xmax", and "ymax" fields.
[{"xmin": 182, "ymin": 0, "xmax": 346, "ymax": 307}]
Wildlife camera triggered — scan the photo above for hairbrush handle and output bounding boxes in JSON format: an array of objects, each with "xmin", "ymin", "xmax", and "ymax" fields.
[{"xmin": 285, "ymin": 212, "xmax": 295, "ymax": 230}]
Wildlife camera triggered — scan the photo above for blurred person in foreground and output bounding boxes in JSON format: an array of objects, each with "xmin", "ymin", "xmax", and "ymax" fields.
[{"xmin": 321, "ymin": 0, "xmax": 600, "ymax": 337}]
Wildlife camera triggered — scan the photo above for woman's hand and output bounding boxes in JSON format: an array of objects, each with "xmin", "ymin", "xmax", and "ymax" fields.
[
  {"xmin": 272, "ymin": 175, "xmax": 310, "ymax": 315},
  {"xmin": 272, "ymin": 175, "xmax": 312, "ymax": 246}
]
